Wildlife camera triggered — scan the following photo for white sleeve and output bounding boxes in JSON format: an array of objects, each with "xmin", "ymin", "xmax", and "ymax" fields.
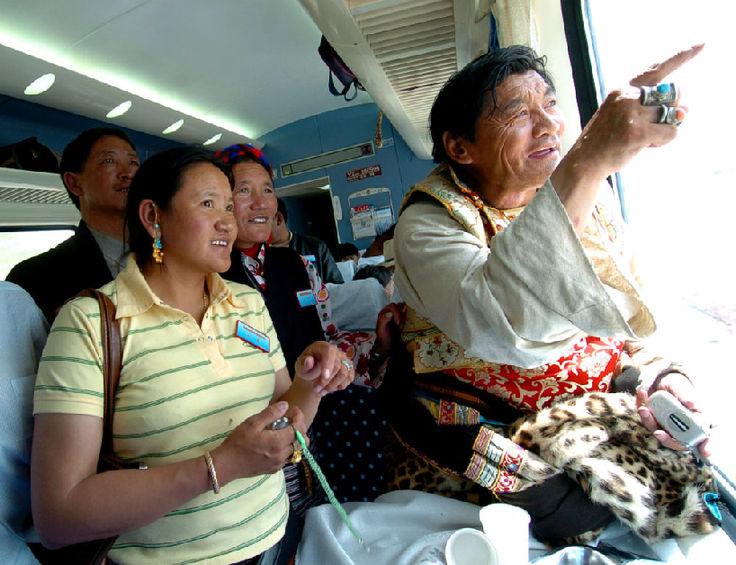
[{"xmin": 394, "ymin": 181, "xmax": 644, "ymax": 368}]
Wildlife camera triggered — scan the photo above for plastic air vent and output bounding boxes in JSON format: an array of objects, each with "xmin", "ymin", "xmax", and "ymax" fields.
[
  {"xmin": 280, "ymin": 142, "xmax": 374, "ymax": 178},
  {"xmin": 0, "ymin": 186, "xmax": 71, "ymax": 205}
]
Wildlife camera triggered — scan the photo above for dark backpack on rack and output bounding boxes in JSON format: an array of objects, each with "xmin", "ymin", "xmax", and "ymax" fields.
[
  {"xmin": 318, "ymin": 36, "xmax": 365, "ymax": 101},
  {"xmin": 0, "ymin": 137, "xmax": 59, "ymax": 173}
]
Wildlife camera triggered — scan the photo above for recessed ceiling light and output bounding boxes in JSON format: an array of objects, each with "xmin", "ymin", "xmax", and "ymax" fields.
[
  {"xmin": 24, "ymin": 73, "xmax": 55, "ymax": 95},
  {"xmin": 0, "ymin": 30, "xmax": 258, "ymax": 141},
  {"xmin": 106, "ymin": 100, "xmax": 132, "ymax": 118},
  {"xmin": 162, "ymin": 119, "xmax": 184, "ymax": 135},
  {"xmin": 203, "ymin": 133, "xmax": 222, "ymax": 146}
]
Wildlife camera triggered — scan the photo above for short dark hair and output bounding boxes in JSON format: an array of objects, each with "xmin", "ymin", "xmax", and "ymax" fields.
[
  {"xmin": 353, "ymin": 265, "xmax": 393, "ymax": 288},
  {"xmin": 60, "ymin": 128, "xmax": 136, "ymax": 209},
  {"xmin": 429, "ymin": 45, "xmax": 553, "ymax": 164},
  {"xmin": 337, "ymin": 243, "xmax": 359, "ymax": 261},
  {"xmin": 125, "ymin": 147, "xmax": 232, "ymax": 268},
  {"xmin": 276, "ymin": 197, "xmax": 288, "ymax": 223}
]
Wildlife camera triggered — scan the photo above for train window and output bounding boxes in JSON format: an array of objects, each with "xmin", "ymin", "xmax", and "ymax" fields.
[
  {"xmin": 0, "ymin": 229, "xmax": 73, "ymax": 279},
  {"xmin": 586, "ymin": 1, "xmax": 735, "ymax": 469}
]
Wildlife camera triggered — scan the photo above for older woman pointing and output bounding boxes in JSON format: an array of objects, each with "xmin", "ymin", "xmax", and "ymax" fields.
[{"xmin": 386, "ymin": 45, "xmax": 715, "ymax": 544}]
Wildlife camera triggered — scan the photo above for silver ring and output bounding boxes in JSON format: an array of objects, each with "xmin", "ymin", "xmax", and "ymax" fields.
[
  {"xmin": 270, "ymin": 416, "xmax": 290, "ymax": 431},
  {"xmin": 657, "ymin": 105, "xmax": 683, "ymax": 126},
  {"xmin": 341, "ymin": 359, "xmax": 353, "ymax": 371},
  {"xmin": 640, "ymin": 83, "xmax": 678, "ymax": 106}
]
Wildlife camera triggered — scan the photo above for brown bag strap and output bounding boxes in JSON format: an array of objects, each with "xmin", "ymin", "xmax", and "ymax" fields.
[{"xmin": 77, "ymin": 289, "xmax": 122, "ymax": 463}]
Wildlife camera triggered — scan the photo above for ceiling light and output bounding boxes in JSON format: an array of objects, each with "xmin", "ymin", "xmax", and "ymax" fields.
[
  {"xmin": 203, "ymin": 133, "xmax": 222, "ymax": 146},
  {"xmin": 162, "ymin": 119, "xmax": 184, "ymax": 134},
  {"xmin": 0, "ymin": 29, "xmax": 257, "ymax": 141},
  {"xmin": 24, "ymin": 73, "xmax": 55, "ymax": 95},
  {"xmin": 106, "ymin": 100, "xmax": 132, "ymax": 118}
]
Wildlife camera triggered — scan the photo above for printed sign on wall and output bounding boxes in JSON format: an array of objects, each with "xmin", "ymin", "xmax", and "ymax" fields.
[{"xmin": 346, "ymin": 164, "xmax": 382, "ymax": 182}]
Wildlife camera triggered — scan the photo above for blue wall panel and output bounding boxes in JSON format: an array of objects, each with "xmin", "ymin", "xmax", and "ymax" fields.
[
  {"xmin": 0, "ymin": 94, "xmax": 183, "ymax": 161},
  {"xmin": 261, "ymin": 102, "xmax": 434, "ymax": 247},
  {"xmin": 0, "ymin": 95, "xmax": 433, "ymax": 249}
]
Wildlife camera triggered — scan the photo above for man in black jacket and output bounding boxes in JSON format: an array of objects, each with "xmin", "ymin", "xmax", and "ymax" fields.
[
  {"xmin": 6, "ymin": 128, "xmax": 139, "ymax": 323},
  {"xmin": 271, "ymin": 198, "xmax": 344, "ymax": 284}
]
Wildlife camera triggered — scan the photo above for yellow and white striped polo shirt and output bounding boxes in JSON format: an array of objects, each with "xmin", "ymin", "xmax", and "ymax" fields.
[{"xmin": 34, "ymin": 259, "xmax": 288, "ymax": 564}]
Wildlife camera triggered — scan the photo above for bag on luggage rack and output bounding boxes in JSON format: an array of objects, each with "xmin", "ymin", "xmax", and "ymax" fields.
[
  {"xmin": 318, "ymin": 36, "xmax": 365, "ymax": 101},
  {"xmin": 0, "ymin": 137, "xmax": 59, "ymax": 173}
]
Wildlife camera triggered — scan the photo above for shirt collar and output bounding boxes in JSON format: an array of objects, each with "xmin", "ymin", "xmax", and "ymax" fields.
[
  {"xmin": 446, "ymin": 163, "xmax": 525, "ymax": 216},
  {"xmin": 114, "ymin": 255, "xmax": 245, "ymax": 319}
]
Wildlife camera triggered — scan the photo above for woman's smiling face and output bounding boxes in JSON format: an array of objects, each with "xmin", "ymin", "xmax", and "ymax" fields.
[
  {"xmin": 157, "ymin": 162, "xmax": 235, "ymax": 274},
  {"xmin": 232, "ymin": 161, "xmax": 277, "ymax": 247}
]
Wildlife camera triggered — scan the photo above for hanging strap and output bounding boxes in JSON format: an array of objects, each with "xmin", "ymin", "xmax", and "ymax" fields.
[
  {"xmin": 76, "ymin": 289, "xmax": 130, "ymax": 471},
  {"xmin": 328, "ymin": 71, "xmax": 359, "ymax": 101}
]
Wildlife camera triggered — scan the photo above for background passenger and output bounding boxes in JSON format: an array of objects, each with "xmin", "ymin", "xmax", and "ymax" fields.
[
  {"xmin": 219, "ymin": 145, "xmax": 325, "ymax": 376},
  {"xmin": 387, "ymin": 45, "xmax": 714, "ymax": 543},
  {"xmin": 271, "ymin": 197, "xmax": 344, "ymax": 283},
  {"xmin": 6, "ymin": 128, "xmax": 139, "ymax": 323},
  {"xmin": 30, "ymin": 147, "xmax": 352, "ymax": 564},
  {"xmin": 336, "ymin": 242, "xmax": 360, "ymax": 266},
  {"xmin": 0, "ymin": 282, "xmax": 47, "ymax": 564},
  {"xmin": 353, "ymin": 264, "xmax": 395, "ymax": 301},
  {"xmin": 218, "ymin": 143, "xmax": 390, "ymax": 505},
  {"xmin": 335, "ymin": 242, "xmax": 360, "ymax": 281}
]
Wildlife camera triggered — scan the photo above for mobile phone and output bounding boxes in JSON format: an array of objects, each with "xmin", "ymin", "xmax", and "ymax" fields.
[{"xmin": 646, "ymin": 390, "xmax": 710, "ymax": 448}]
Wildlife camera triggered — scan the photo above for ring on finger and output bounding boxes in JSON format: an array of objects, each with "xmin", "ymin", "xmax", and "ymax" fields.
[
  {"xmin": 640, "ymin": 82, "xmax": 678, "ymax": 106},
  {"xmin": 289, "ymin": 440, "xmax": 303, "ymax": 464},
  {"xmin": 657, "ymin": 104, "xmax": 685, "ymax": 126},
  {"xmin": 341, "ymin": 359, "xmax": 353, "ymax": 371}
]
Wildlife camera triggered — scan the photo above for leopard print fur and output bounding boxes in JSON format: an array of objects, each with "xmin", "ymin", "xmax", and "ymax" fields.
[{"xmin": 509, "ymin": 392, "xmax": 717, "ymax": 542}]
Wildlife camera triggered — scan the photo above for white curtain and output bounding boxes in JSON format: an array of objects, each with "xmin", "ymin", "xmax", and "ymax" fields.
[{"xmin": 490, "ymin": 0, "xmax": 539, "ymax": 50}]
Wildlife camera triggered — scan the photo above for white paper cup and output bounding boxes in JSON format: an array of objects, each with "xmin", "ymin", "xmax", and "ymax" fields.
[
  {"xmin": 445, "ymin": 527, "xmax": 498, "ymax": 565},
  {"xmin": 479, "ymin": 504, "xmax": 530, "ymax": 565}
]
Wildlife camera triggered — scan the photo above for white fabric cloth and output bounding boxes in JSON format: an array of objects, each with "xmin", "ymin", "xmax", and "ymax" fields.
[
  {"xmin": 0, "ymin": 282, "xmax": 47, "ymax": 564},
  {"xmin": 297, "ymin": 490, "xmax": 734, "ymax": 565},
  {"xmin": 357, "ymin": 255, "xmax": 385, "ymax": 268},
  {"xmin": 394, "ymin": 181, "xmax": 649, "ymax": 368},
  {"xmin": 327, "ymin": 279, "xmax": 389, "ymax": 331},
  {"xmin": 336, "ymin": 260, "xmax": 356, "ymax": 282}
]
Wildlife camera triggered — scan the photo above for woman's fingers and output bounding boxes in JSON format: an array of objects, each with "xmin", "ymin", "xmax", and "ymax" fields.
[{"xmin": 630, "ymin": 43, "xmax": 704, "ymax": 87}]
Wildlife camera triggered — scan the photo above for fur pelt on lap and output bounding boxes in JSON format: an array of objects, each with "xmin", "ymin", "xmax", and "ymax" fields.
[{"xmin": 509, "ymin": 392, "xmax": 717, "ymax": 543}]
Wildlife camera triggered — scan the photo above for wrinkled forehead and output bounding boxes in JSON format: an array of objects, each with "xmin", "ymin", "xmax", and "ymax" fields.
[
  {"xmin": 483, "ymin": 70, "xmax": 554, "ymax": 116},
  {"xmin": 232, "ymin": 160, "xmax": 273, "ymax": 185}
]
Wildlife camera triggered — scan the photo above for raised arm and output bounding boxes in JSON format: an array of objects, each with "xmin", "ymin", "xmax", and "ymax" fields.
[{"xmin": 551, "ymin": 44, "xmax": 703, "ymax": 231}]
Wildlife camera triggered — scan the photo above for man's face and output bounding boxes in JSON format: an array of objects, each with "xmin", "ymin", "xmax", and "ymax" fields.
[
  {"xmin": 66, "ymin": 135, "xmax": 139, "ymax": 219},
  {"xmin": 461, "ymin": 70, "xmax": 565, "ymax": 195}
]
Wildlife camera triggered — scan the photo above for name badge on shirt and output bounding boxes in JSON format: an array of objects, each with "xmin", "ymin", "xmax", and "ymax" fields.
[
  {"xmin": 234, "ymin": 320, "xmax": 270, "ymax": 352},
  {"xmin": 296, "ymin": 289, "xmax": 317, "ymax": 308},
  {"xmin": 302, "ymin": 254, "xmax": 316, "ymax": 263}
]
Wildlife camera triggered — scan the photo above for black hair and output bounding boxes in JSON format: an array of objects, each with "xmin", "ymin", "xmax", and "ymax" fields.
[
  {"xmin": 429, "ymin": 45, "xmax": 553, "ymax": 163},
  {"xmin": 353, "ymin": 265, "xmax": 393, "ymax": 288},
  {"xmin": 337, "ymin": 242, "xmax": 360, "ymax": 261},
  {"xmin": 125, "ymin": 147, "xmax": 232, "ymax": 268},
  {"xmin": 276, "ymin": 197, "xmax": 288, "ymax": 223},
  {"xmin": 60, "ymin": 127, "xmax": 136, "ymax": 209}
]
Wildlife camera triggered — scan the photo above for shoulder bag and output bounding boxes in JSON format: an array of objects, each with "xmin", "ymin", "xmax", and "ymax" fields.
[{"xmin": 31, "ymin": 289, "xmax": 139, "ymax": 565}]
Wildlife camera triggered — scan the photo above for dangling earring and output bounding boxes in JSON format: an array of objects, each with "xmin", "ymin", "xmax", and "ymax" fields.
[{"xmin": 152, "ymin": 207, "xmax": 164, "ymax": 264}]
